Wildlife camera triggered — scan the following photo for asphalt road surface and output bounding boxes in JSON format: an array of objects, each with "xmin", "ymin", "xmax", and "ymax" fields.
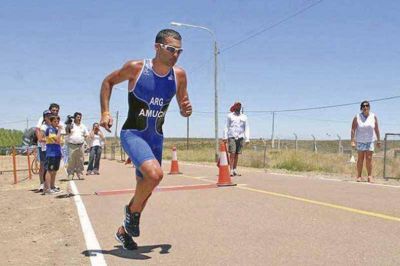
[{"xmin": 72, "ymin": 160, "xmax": 400, "ymax": 266}]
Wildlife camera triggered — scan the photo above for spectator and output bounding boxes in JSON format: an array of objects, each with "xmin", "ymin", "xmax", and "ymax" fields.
[
  {"xmin": 35, "ymin": 103, "xmax": 60, "ymax": 128},
  {"xmin": 86, "ymin": 122, "xmax": 105, "ymax": 175},
  {"xmin": 223, "ymin": 102, "xmax": 250, "ymax": 176},
  {"xmin": 35, "ymin": 103, "xmax": 61, "ymax": 191},
  {"xmin": 43, "ymin": 115, "xmax": 62, "ymax": 194},
  {"xmin": 351, "ymin": 100, "xmax": 381, "ymax": 183},
  {"xmin": 36, "ymin": 110, "xmax": 52, "ymax": 192},
  {"xmin": 66, "ymin": 112, "xmax": 88, "ymax": 179}
]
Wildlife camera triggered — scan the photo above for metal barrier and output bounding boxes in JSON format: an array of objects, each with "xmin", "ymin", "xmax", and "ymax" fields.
[
  {"xmin": 103, "ymin": 143, "xmax": 127, "ymax": 163},
  {"xmin": 0, "ymin": 146, "xmax": 34, "ymax": 184}
]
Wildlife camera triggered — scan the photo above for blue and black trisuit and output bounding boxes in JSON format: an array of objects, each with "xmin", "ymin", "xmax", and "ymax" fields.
[{"xmin": 120, "ymin": 59, "xmax": 177, "ymax": 177}]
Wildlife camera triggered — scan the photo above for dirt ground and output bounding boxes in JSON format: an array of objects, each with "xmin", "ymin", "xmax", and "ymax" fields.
[{"xmin": 0, "ymin": 174, "xmax": 88, "ymax": 266}]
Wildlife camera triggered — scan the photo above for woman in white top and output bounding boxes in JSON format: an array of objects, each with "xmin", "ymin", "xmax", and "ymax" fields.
[
  {"xmin": 86, "ymin": 123, "xmax": 105, "ymax": 175},
  {"xmin": 351, "ymin": 101, "xmax": 381, "ymax": 182}
]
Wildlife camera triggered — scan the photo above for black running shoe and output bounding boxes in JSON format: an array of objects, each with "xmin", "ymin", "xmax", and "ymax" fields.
[
  {"xmin": 123, "ymin": 205, "xmax": 141, "ymax": 237},
  {"xmin": 115, "ymin": 229, "xmax": 138, "ymax": 250}
]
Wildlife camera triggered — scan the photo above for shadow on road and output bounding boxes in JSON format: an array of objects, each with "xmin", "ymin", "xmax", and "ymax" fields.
[{"xmin": 82, "ymin": 244, "xmax": 172, "ymax": 260}]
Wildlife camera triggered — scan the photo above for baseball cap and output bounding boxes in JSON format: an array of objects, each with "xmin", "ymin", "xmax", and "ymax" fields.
[{"xmin": 43, "ymin": 110, "xmax": 52, "ymax": 118}]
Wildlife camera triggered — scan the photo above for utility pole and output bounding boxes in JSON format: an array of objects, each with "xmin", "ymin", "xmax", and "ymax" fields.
[
  {"xmin": 26, "ymin": 117, "xmax": 29, "ymax": 130},
  {"xmin": 186, "ymin": 117, "xmax": 189, "ymax": 151},
  {"xmin": 114, "ymin": 111, "xmax": 119, "ymax": 139},
  {"xmin": 213, "ymin": 40, "xmax": 219, "ymax": 161},
  {"xmin": 271, "ymin": 112, "xmax": 275, "ymax": 149},
  {"xmin": 170, "ymin": 22, "xmax": 219, "ymax": 161}
]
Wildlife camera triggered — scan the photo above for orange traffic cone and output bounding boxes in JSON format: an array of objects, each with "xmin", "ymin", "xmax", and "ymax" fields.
[
  {"xmin": 169, "ymin": 147, "xmax": 182, "ymax": 174},
  {"xmin": 217, "ymin": 142, "xmax": 236, "ymax": 187}
]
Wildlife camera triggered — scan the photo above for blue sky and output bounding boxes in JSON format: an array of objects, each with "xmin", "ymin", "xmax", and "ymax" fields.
[{"xmin": 1, "ymin": 0, "xmax": 399, "ymax": 140}]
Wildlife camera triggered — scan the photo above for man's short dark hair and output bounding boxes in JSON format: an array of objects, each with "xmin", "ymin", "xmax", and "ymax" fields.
[
  {"xmin": 155, "ymin": 29, "xmax": 182, "ymax": 44},
  {"xmin": 49, "ymin": 103, "xmax": 60, "ymax": 110},
  {"xmin": 74, "ymin": 112, "xmax": 82, "ymax": 118}
]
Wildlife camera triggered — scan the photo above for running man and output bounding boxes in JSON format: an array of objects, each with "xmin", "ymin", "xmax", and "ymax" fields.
[{"xmin": 100, "ymin": 29, "xmax": 192, "ymax": 250}]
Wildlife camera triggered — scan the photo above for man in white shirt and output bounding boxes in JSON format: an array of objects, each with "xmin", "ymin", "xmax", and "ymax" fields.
[
  {"xmin": 223, "ymin": 102, "xmax": 250, "ymax": 176},
  {"xmin": 66, "ymin": 112, "xmax": 88, "ymax": 179}
]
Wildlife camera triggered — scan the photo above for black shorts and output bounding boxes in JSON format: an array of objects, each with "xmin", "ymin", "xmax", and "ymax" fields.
[{"xmin": 46, "ymin": 156, "xmax": 61, "ymax": 171}]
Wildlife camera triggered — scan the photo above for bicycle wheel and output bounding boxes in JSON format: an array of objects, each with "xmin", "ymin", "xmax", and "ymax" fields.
[{"xmin": 31, "ymin": 158, "xmax": 40, "ymax": 175}]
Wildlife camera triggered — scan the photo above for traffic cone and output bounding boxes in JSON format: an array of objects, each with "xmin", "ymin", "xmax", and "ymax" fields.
[
  {"xmin": 169, "ymin": 147, "xmax": 182, "ymax": 174},
  {"xmin": 217, "ymin": 142, "xmax": 236, "ymax": 187}
]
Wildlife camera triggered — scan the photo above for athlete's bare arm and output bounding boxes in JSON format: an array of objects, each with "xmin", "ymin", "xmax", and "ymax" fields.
[
  {"xmin": 100, "ymin": 60, "xmax": 143, "ymax": 132},
  {"xmin": 174, "ymin": 66, "xmax": 192, "ymax": 117}
]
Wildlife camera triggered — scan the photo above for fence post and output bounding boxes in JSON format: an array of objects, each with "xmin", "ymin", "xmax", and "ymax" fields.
[
  {"xmin": 383, "ymin": 134, "xmax": 388, "ymax": 180},
  {"xmin": 337, "ymin": 134, "xmax": 343, "ymax": 154},
  {"xmin": 312, "ymin": 135, "xmax": 317, "ymax": 153},
  {"xmin": 12, "ymin": 147, "xmax": 17, "ymax": 184},
  {"xmin": 262, "ymin": 138, "xmax": 268, "ymax": 169},
  {"xmin": 111, "ymin": 143, "xmax": 115, "ymax": 160},
  {"xmin": 27, "ymin": 146, "xmax": 32, "ymax": 179}
]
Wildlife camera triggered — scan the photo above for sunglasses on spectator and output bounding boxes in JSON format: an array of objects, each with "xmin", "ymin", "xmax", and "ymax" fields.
[
  {"xmin": 362, "ymin": 104, "xmax": 370, "ymax": 108},
  {"xmin": 157, "ymin": 43, "xmax": 183, "ymax": 55}
]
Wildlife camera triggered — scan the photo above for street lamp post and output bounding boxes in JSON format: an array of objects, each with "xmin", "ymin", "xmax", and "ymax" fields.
[{"xmin": 170, "ymin": 21, "xmax": 219, "ymax": 160}]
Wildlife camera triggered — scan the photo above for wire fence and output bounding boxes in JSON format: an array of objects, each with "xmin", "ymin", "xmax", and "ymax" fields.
[{"xmin": 1, "ymin": 135, "xmax": 399, "ymax": 186}]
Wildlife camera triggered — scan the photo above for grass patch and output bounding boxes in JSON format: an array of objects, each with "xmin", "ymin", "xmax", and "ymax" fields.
[{"xmin": 101, "ymin": 138, "xmax": 399, "ymax": 177}]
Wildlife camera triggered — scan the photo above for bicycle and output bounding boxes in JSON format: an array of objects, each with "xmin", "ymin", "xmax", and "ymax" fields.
[{"xmin": 31, "ymin": 148, "xmax": 40, "ymax": 175}]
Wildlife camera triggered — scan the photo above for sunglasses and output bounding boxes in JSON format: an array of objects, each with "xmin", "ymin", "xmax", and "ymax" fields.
[
  {"xmin": 157, "ymin": 43, "xmax": 183, "ymax": 55},
  {"xmin": 362, "ymin": 104, "xmax": 370, "ymax": 108}
]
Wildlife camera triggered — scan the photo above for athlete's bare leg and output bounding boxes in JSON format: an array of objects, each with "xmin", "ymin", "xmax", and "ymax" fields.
[
  {"xmin": 128, "ymin": 189, "xmax": 152, "ymax": 212},
  {"xmin": 118, "ymin": 159, "xmax": 162, "ymax": 236},
  {"xmin": 129, "ymin": 159, "xmax": 163, "ymax": 213}
]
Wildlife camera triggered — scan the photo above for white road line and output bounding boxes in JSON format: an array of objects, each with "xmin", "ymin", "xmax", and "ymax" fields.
[{"xmin": 70, "ymin": 181, "xmax": 107, "ymax": 266}]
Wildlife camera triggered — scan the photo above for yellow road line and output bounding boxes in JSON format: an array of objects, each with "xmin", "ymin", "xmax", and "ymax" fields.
[
  {"xmin": 238, "ymin": 186, "xmax": 400, "ymax": 222},
  {"xmin": 180, "ymin": 172, "xmax": 400, "ymax": 222},
  {"xmin": 181, "ymin": 174, "xmax": 215, "ymax": 183}
]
